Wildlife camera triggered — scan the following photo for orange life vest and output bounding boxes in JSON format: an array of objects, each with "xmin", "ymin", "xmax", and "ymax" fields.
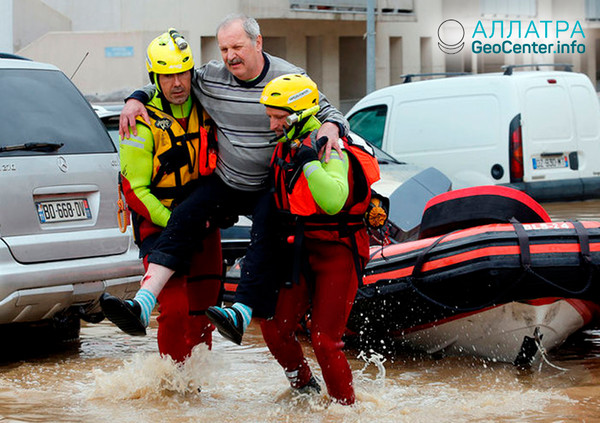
[{"xmin": 271, "ymin": 133, "xmax": 380, "ymax": 248}]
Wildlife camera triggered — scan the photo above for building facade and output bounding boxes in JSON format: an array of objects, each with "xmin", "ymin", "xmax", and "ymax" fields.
[{"xmin": 5, "ymin": 0, "xmax": 600, "ymax": 111}]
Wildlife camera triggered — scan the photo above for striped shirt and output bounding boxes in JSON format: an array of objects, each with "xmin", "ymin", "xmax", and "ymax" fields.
[{"xmin": 140, "ymin": 53, "xmax": 348, "ymax": 191}]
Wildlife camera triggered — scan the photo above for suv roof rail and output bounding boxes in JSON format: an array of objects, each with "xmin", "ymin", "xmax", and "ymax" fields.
[
  {"xmin": 400, "ymin": 72, "xmax": 470, "ymax": 83},
  {"xmin": 0, "ymin": 52, "xmax": 31, "ymax": 61},
  {"xmin": 502, "ymin": 63, "xmax": 573, "ymax": 75}
]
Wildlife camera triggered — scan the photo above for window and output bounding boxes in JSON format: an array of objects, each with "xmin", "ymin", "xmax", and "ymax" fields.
[
  {"xmin": 347, "ymin": 105, "xmax": 388, "ymax": 148},
  {"xmin": 0, "ymin": 69, "xmax": 115, "ymax": 155},
  {"xmin": 480, "ymin": 0, "xmax": 536, "ymax": 17},
  {"xmin": 524, "ymin": 86, "xmax": 572, "ymax": 142}
]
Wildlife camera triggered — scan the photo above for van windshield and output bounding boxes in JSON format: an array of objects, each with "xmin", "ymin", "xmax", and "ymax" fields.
[
  {"xmin": 0, "ymin": 68, "xmax": 115, "ymax": 155},
  {"xmin": 348, "ymin": 105, "xmax": 387, "ymax": 148}
]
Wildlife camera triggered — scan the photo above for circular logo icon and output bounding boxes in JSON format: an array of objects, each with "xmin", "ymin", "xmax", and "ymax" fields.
[
  {"xmin": 57, "ymin": 156, "xmax": 68, "ymax": 173},
  {"xmin": 438, "ymin": 19, "xmax": 465, "ymax": 54}
]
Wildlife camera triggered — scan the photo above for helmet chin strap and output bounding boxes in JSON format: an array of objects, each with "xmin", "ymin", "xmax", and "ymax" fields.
[
  {"xmin": 269, "ymin": 107, "xmax": 322, "ymax": 145},
  {"xmin": 283, "ymin": 124, "xmax": 301, "ymax": 147},
  {"xmin": 269, "ymin": 121, "xmax": 300, "ymax": 145},
  {"xmin": 276, "ymin": 115, "xmax": 322, "ymax": 148},
  {"xmin": 153, "ymin": 73, "xmax": 163, "ymax": 94}
]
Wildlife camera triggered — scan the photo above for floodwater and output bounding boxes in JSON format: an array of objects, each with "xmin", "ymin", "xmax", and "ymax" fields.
[{"xmin": 2, "ymin": 200, "xmax": 600, "ymax": 423}]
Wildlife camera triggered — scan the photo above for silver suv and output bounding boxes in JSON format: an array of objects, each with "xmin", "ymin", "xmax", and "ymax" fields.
[{"xmin": 0, "ymin": 55, "xmax": 143, "ymax": 339}]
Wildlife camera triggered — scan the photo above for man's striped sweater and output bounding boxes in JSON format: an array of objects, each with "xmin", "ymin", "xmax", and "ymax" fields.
[{"xmin": 137, "ymin": 52, "xmax": 348, "ymax": 192}]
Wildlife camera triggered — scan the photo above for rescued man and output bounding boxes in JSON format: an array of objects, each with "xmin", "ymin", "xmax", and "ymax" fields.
[{"xmin": 116, "ymin": 14, "xmax": 348, "ymax": 340}]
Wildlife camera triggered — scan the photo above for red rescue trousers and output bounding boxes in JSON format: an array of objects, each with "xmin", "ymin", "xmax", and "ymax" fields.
[
  {"xmin": 260, "ymin": 238, "xmax": 359, "ymax": 405},
  {"xmin": 144, "ymin": 229, "xmax": 222, "ymax": 363}
]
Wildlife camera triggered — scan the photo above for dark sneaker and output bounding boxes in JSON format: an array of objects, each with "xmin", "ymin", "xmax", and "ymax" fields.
[
  {"xmin": 100, "ymin": 293, "xmax": 146, "ymax": 336},
  {"xmin": 206, "ymin": 306, "xmax": 244, "ymax": 345},
  {"xmin": 294, "ymin": 375, "xmax": 322, "ymax": 395}
]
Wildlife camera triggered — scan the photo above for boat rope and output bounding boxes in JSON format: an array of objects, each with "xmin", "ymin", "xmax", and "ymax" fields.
[
  {"xmin": 404, "ymin": 220, "xmax": 597, "ymax": 313},
  {"xmin": 407, "ymin": 271, "xmax": 529, "ymax": 313},
  {"xmin": 407, "ymin": 229, "xmax": 529, "ymax": 312},
  {"xmin": 513, "ymin": 220, "xmax": 596, "ymax": 296},
  {"xmin": 534, "ymin": 327, "xmax": 568, "ymax": 372}
]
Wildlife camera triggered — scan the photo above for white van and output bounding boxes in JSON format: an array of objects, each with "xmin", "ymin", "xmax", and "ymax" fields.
[{"xmin": 346, "ymin": 65, "xmax": 600, "ymax": 201}]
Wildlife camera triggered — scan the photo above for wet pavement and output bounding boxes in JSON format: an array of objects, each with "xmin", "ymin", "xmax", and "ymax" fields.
[{"xmin": 1, "ymin": 199, "xmax": 600, "ymax": 422}]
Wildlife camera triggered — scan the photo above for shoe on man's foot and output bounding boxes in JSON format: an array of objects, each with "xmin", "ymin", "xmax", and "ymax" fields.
[
  {"xmin": 293, "ymin": 375, "xmax": 322, "ymax": 395},
  {"xmin": 206, "ymin": 306, "xmax": 244, "ymax": 345},
  {"xmin": 100, "ymin": 293, "xmax": 146, "ymax": 336}
]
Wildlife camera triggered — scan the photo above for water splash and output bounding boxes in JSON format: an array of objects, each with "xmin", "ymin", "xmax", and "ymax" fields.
[
  {"xmin": 0, "ymin": 322, "xmax": 585, "ymax": 423},
  {"xmin": 90, "ymin": 344, "xmax": 223, "ymax": 400},
  {"xmin": 357, "ymin": 349, "xmax": 387, "ymax": 382}
]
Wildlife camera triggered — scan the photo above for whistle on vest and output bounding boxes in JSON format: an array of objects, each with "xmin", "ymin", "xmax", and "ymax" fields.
[
  {"xmin": 208, "ymin": 148, "xmax": 217, "ymax": 170},
  {"xmin": 289, "ymin": 138, "xmax": 302, "ymax": 150},
  {"xmin": 117, "ymin": 179, "xmax": 130, "ymax": 234}
]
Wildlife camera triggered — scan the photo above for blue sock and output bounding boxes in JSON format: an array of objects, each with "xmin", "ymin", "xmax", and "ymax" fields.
[
  {"xmin": 218, "ymin": 302, "xmax": 252, "ymax": 331},
  {"xmin": 232, "ymin": 303, "xmax": 252, "ymax": 330},
  {"xmin": 127, "ymin": 288, "xmax": 156, "ymax": 327}
]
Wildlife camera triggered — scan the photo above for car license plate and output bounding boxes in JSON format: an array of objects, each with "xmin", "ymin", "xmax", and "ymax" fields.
[
  {"xmin": 532, "ymin": 155, "xmax": 568, "ymax": 170},
  {"xmin": 36, "ymin": 199, "xmax": 92, "ymax": 223}
]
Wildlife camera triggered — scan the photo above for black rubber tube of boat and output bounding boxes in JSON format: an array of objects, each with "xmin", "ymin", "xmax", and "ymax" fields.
[{"xmin": 406, "ymin": 220, "xmax": 597, "ymax": 312}]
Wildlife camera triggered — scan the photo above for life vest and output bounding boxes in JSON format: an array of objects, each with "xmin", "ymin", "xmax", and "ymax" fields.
[
  {"xmin": 271, "ymin": 132, "xmax": 380, "ymax": 244},
  {"xmin": 136, "ymin": 103, "xmax": 217, "ymax": 209}
]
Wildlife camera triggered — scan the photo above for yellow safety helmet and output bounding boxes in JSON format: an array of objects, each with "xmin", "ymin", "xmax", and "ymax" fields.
[
  {"xmin": 260, "ymin": 74, "xmax": 319, "ymax": 112},
  {"xmin": 145, "ymin": 29, "xmax": 194, "ymax": 75}
]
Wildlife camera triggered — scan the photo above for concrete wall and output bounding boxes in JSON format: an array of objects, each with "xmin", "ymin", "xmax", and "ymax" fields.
[
  {"xmin": 11, "ymin": 0, "xmax": 600, "ymax": 108},
  {"xmin": 40, "ymin": 0, "xmax": 241, "ymax": 64},
  {"xmin": 442, "ymin": 0, "xmax": 594, "ymax": 77},
  {"xmin": 375, "ymin": 0, "xmax": 445, "ymax": 88},
  {"xmin": 0, "ymin": 0, "xmax": 13, "ymax": 53},
  {"xmin": 13, "ymin": 0, "xmax": 438, "ymax": 107},
  {"xmin": 258, "ymin": 18, "xmax": 366, "ymax": 110},
  {"xmin": 14, "ymin": 0, "xmax": 70, "ymax": 52},
  {"xmin": 19, "ymin": 31, "xmax": 154, "ymax": 101}
]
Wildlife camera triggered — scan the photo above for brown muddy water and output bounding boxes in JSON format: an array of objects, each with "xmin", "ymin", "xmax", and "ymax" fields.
[{"xmin": 1, "ymin": 200, "xmax": 600, "ymax": 423}]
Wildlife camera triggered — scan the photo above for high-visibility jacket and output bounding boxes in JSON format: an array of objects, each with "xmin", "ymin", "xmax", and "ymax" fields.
[
  {"xmin": 271, "ymin": 132, "xmax": 380, "ymax": 260},
  {"xmin": 138, "ymin": 103, "xmax": 217, "ymax": 210},
  {"xmin": 120, "ymin": 96, "xmax": 217, "ymax": 248}
]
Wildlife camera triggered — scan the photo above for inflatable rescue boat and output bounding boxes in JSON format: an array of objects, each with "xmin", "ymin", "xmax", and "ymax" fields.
[
  {"xmin": 350, "ymin": 186, "xmax": 600, "ymax": 365},
  {"xmin": 224, "ymin": 185, "xmax": 600, "ymax": 365}
]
